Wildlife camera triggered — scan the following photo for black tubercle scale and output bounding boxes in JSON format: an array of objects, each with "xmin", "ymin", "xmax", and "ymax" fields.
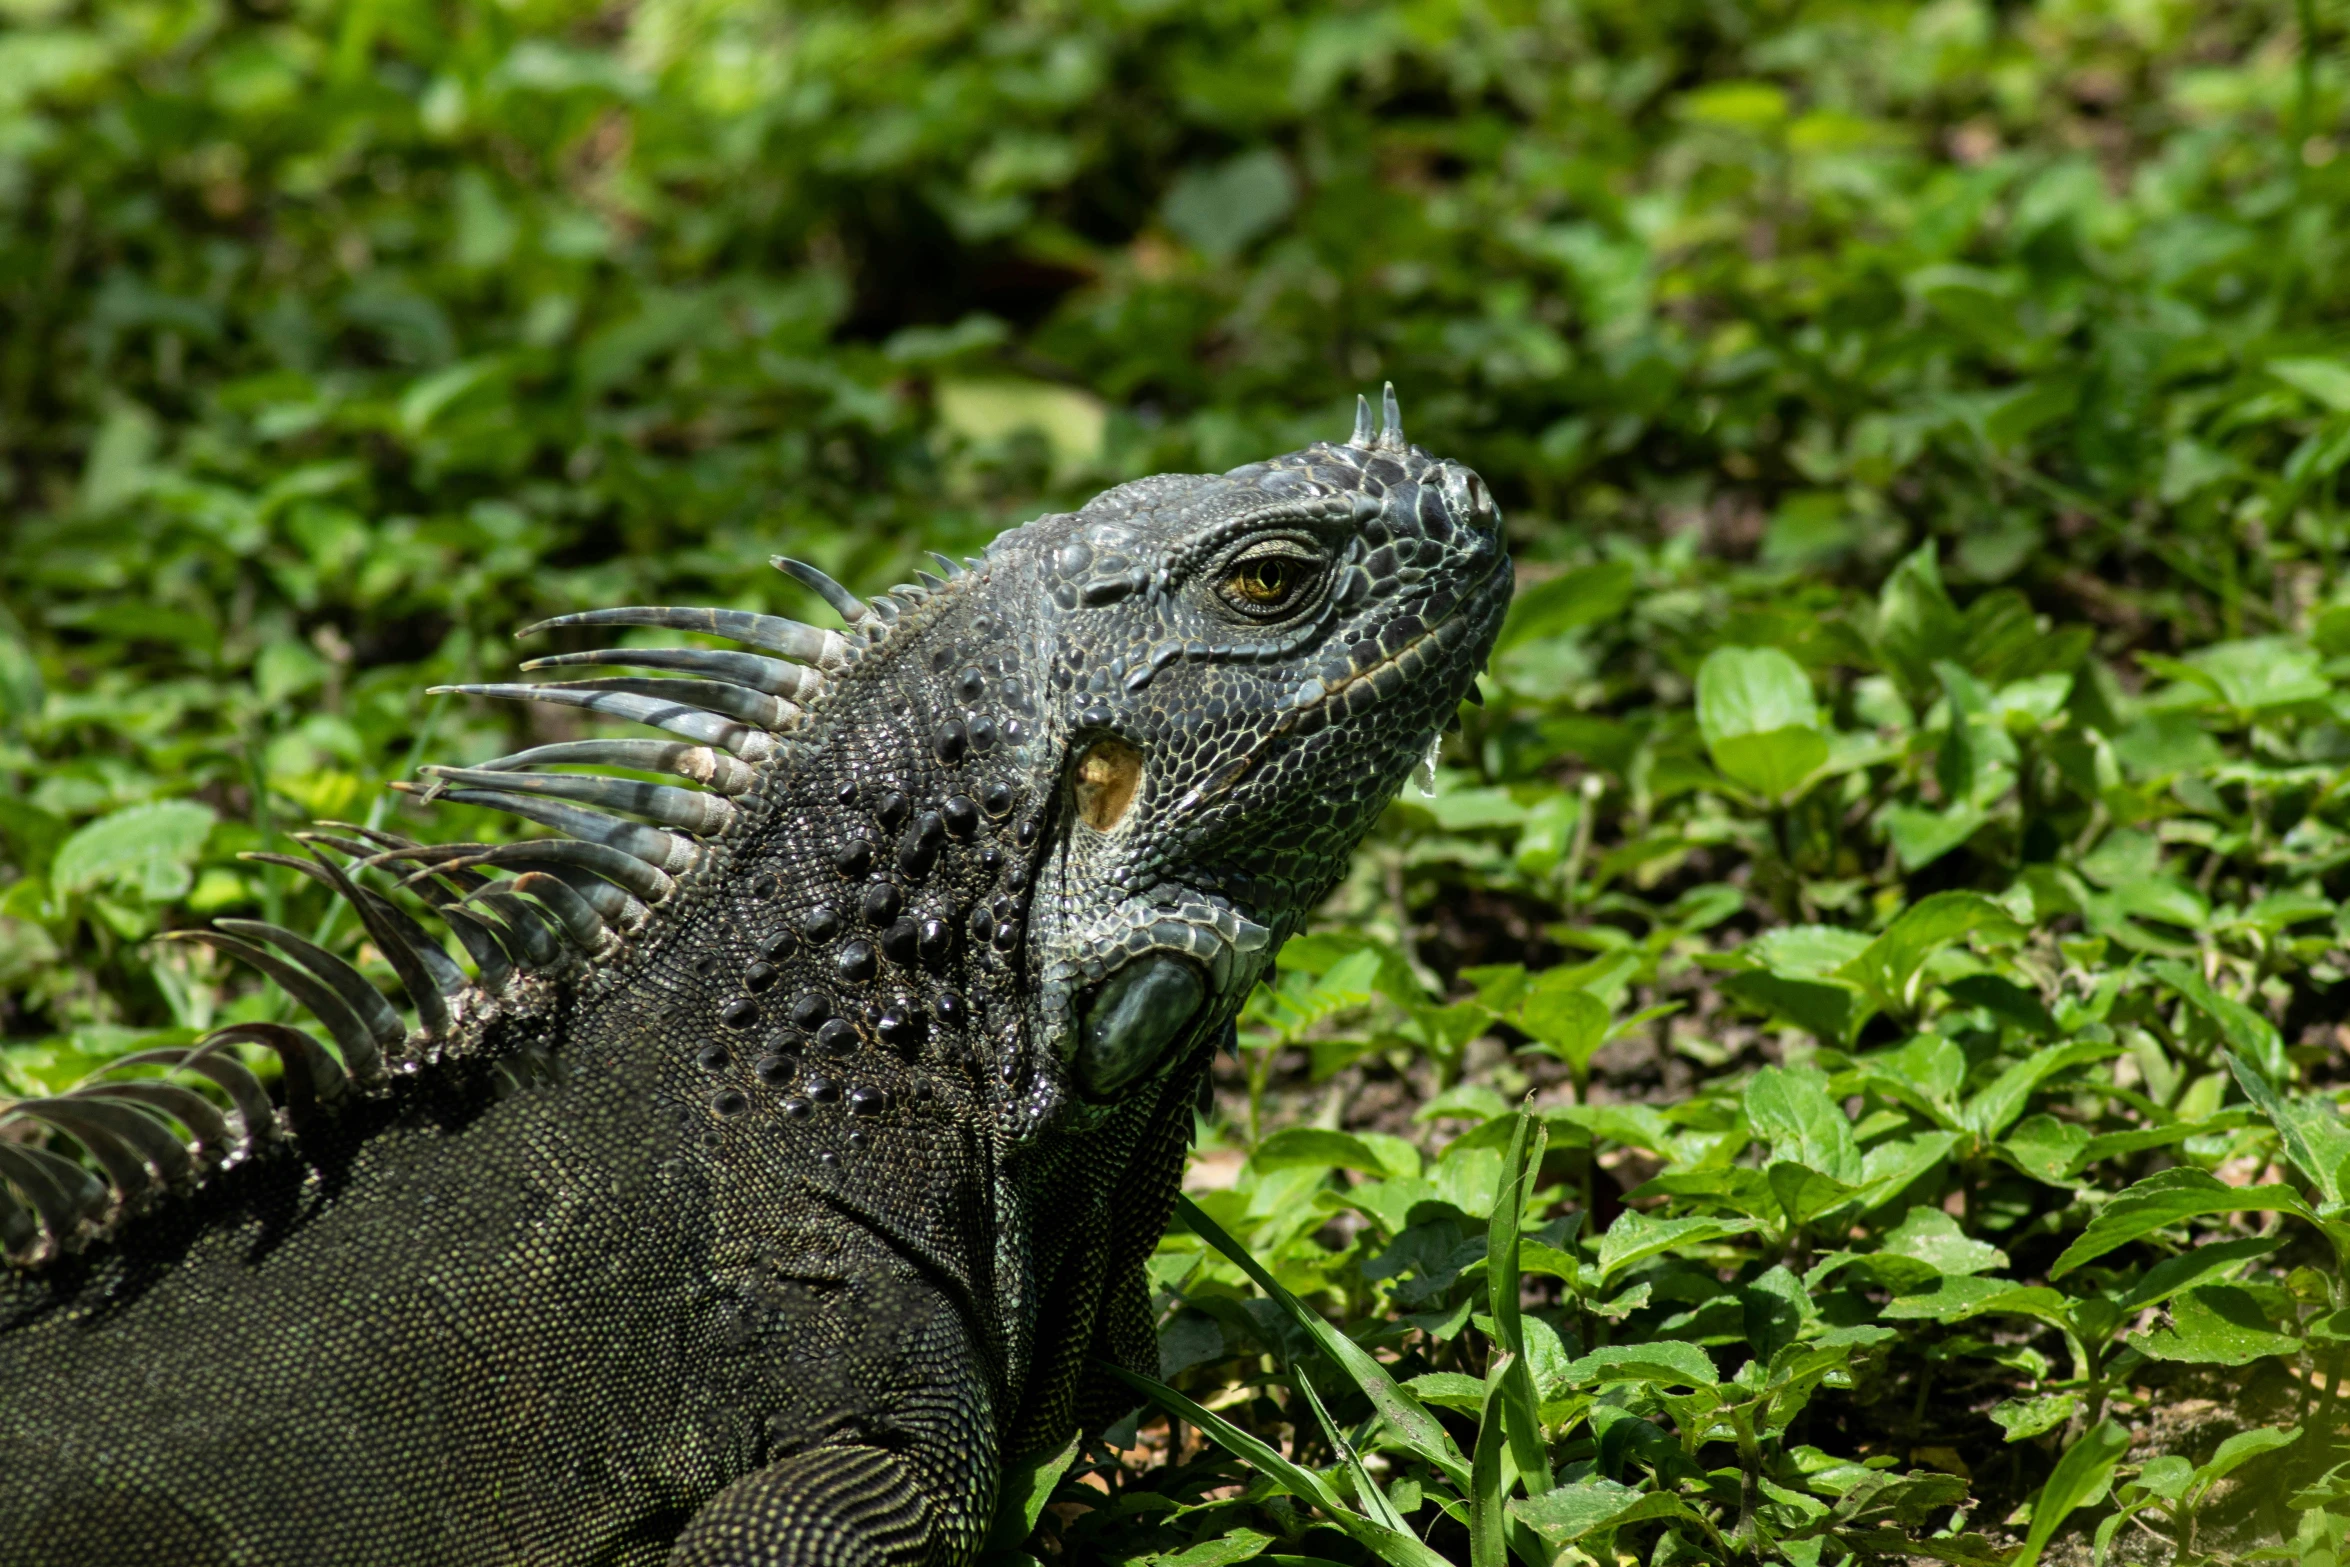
[{"xmin": 639, "ymin": 561, "xmax": 1049, "ymax": 1185}]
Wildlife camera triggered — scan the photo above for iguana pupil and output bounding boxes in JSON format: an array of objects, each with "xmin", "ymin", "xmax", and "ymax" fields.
[{"xmin": 0, "ymin": 384, "xmax": 1509, "ymax": 1566}]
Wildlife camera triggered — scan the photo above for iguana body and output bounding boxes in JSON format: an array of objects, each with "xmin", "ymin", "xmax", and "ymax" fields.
[{"xmin": 0, "ymin": 394, "xmax": 1507, "ymax": 1565}]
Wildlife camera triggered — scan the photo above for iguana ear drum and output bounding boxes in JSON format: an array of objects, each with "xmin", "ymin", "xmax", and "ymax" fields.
[
  {"xmin": 1072, "ymin": 738, "xmax": 1142, "ymax": 832},
  {"xmin": 1074, "ymin": 955, "xmax": 1202, "ymax": 1098}
]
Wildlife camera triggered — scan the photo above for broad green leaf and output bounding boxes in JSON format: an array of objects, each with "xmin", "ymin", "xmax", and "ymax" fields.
[
  {"xmin": 2130, "ymin": 1285, "xmax": 2305, "ymax": 1367},
  {"xmin": 2185, "ymin": 636, "xmax": 2333, "ymax": 713},
  {"xmin": 1745, "ymin": 1065, "xmax": 1863, "ymax": 1184},
  {"xmin": 1696, "ymin": 645, "xmax": 1826, "ymax": 798},
  {"xmin": 1509, "ymin": 1480, "xmax": 1697, "ymax": 1545},
  {"xmin": 2190, "ymin": 1426, "xmax": 2300, "ymax": 1504},
  {"xmin": 1839, "ymin": 891, "xmax": 2024, "ymax": 1015},
  {"xmin": 1748, "ymin": 924, "xmax": 1873, "ymax": 977},
  {"xmin": 1594, "ymin": 1209, "xmax": 1762, "ymax": 1288},
  {"xmin": 1560, "ymin": 1340, "xmax": 1718, "ymax": 1389},
  {"xmin": 1708, "ymin": 726, "xmax": 1830, "ymax": 799},
  {"xmin": 1882, "ymin": 802, "xmax": 1985, "ymax": 872},
  {"xmin": 2014, "ymin": 1421, "xmax": 2132, "ymax": 1567},
  {"xmin": 1402, "ymin": 1372, "xmax": 1487, "ymax": 1412},
  {"xmin": 1500, "ymin": 560, "xmax": 1637, "ymax": 646},
  {"xmin": 981, "ymin": 1435, "xmax": 1080, "ymax": 1555},
  {"xmin": 1881, "ymin": 1206, "xmax": 2006, "ymax": 1277},
  {"xmin": 1517, "ymin": 987, "xmax": 1608, "ymax": 1071},
  {"xmin": 1152, "ymin": 1530, "xmax": 1275, "ymax": 1567},
  {"xmin": 1990, "ymin": 1392, "xmax": 2077, "ymax": 1443},
  {"xmin": 2116, "ymin": 1234, "xmax": 2280, "ymax": 1312},
  {"xmin": 2049, "ymin": 1167, "xmax": 2315, "ymax": 1278},
  {"xmin": 2228, "ymin": 1052, "xmax": 2350, "ymax": 1207},
  {"xmin": 1999, "ymin": 1115, "xmax": 2092, "ymax": 1183},
  {"xmin": 1941, "ymin": 972, "xmax": 2058, "ymax": 1037},
  {"xmin": 2271, "ymin": 356, "xmax": 2350, "ymax": 413},
  {"xmin": 1963, "ymin": 1038, "xmax": 2122, "ymax": 1140},
  {"xmin": 1878, "ymin": 1276, "xmax": 2071, "ymax": 1326},
  {"xmin": 1720, "ymin": 971, "xmax": 1858, "ymax": 1044},
  {"xmin": 51, "ymin": 799, "xmax": 216, "ymax": 901},
  {"xmin": 2154, "ymin": 960, "xmax": 2285, "ymax": 1081},
  {"xmin": 1875, "ymin": 544, "xmax": 1964, "ymax": 697},
  {"xmin": 1768, "ymin": 1159, "xmax": 1857, "ymax": 1228},
  {"xmin": 1251, "ymin": 1127, "xmax": 1398, "ymax": 1176}
]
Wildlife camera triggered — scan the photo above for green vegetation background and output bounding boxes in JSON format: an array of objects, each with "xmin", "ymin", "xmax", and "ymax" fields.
[{"xmin": 8, "ymin": 0, "xmax": 2350, "ymax": 1562}]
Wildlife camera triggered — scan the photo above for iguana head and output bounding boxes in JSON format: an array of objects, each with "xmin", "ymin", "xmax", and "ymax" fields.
[{"xmin": 1000, "ymin": 387, "xmax": 1511, "ymax": 1109}]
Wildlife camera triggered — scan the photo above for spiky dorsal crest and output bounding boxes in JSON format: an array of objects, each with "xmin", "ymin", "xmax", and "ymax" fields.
[{"xmin": 0, "ymin": 556, "xmax": 921, "ymax": 1269}]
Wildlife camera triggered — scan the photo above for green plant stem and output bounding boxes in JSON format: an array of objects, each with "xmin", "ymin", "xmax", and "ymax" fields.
[{"xmin": 2063, "ymin": 1323, "xmax": 2105, "ymax": 1432}]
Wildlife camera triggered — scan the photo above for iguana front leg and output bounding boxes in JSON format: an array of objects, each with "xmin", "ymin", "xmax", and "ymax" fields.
[{"xmin": 666, "ymin": 1441, "xmax": 989, "ymax": 1567}]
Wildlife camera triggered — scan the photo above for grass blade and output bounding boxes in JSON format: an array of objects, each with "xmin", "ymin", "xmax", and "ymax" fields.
[
  {"xmin": 1100, "ymin": 1362, "xmax": 1455, "ymax": 1567},
  {"xmin": 1486, "ymin": 1110, "xmax": 1551, "ymax": 1495},
  {"xmin": 1468, "ymin": 1354, "xmax": 1510, "ymax": 1567},
  {"xmin": 1178, "ymin": 1193, "xmax": 1472, "ymax": 1489},
  {"xmin": 1294, "ymin": 1366, "xmax": 1411, "ymax": 1534}
]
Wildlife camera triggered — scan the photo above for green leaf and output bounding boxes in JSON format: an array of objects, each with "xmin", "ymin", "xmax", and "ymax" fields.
[
  {"xmin": 1696, "ymin": 645, "xmax": 1826, "ymax": 797},
  {"xmin": 1998, "ymin": 1114, "xmax": 2092, "ymax": 1183},
  {"xmin": 1963, "ymin": 1038, "xmax": 2122, "ymax": 1140},
  {"xmin": 1251, "ymin": 1127, "xmax": 1401, "ymax": 1177},
  {"xmin": 1161, "ymin": 147, "xmax": 1296, "ymax": 262},
  {"xmin": 1594, "ymin": 1210, "xmax": 1763, "ymax": 1288},
  {"xmin": 2271, "ymin": 356, "xmax": 2350, "ymax": 413},
  {"xmin": 1875, "ymin": 544, "xmax": 1965, "ymax": 697},
  {"xmin": 1467, "ymin": 1356, "xmax": 1508, "ymax": 1567},
  {"xmin": 1882, "ymin": 802, "xmax": 1987, "ymax": 872},
  {"xmin": 981, "ymin": 1435, "xmax": 1080, "ymax": 1556},
  {"xmin": 1517, "ymin": 987, "xmax": 1609, "ymax": 1072},
  {"xmin": 2130, "ymin": 1285, "xmax": 2305, "ymax": 1367},
  {"xmin": 51, "ymin": 800, "xmax": 216, "ymax": 902},
  {"xmin": 1880, "ymin": 1206, "xmax": 2007, "ymax": 1277},
  {"xmin": 1720, "ymin": 971, "xmax": 1859, "ymax": 1044},
  {"xmin": 1941, "ymin": 972, "xmax": 2059, "ymax": 1037},
  {"xmin": 2049, "ymin": 1167, "xmax": 2316, "ymax": 1278},
  {"xmin": 2190, "ymin": 1426, "xmax": 2300, "ymax": 1506},
  {"xmin": 1509, "ymin": 1480, "xmax": 1698, "ymax": 1546},
  {"xmin": 1560, "ymin": 1340, "xmax": 1719, "ymax": 1389},
  {"xmin": 1500, "ymin": 560, "xmax": 1637, "ymax": 646},
  {"xmin": 1838, "ymin": 891, "xmax": 2024, "ymax": 1016},
  {"xmin": 2154, "ymin": 961, "xmax": 2286, "ymax": 1082},
  {"xmin": 1745, "ymin": 1065, "xmax": 1863, "ymax": 1184},
  {"xmin": 2014, "ymin": 1421, "xmax": 2132, "ymax": 1567},
  {"xmin": 1152, "ymin": 1530, "xmax": 1276, "ymax": 1567},
  {"xmin": 1768, "ymin": 1159, "xmax": 1858, "ymax": 1228},
  {"xmin": 1879, "ymin": 1275, "xmax": 2071, "ymax": 1327},
  {"xmin": 2228, "ymin": 1052, "xmax": 2350, "ymax": 1207},
  {"xmin": 2116, "ymin": 1234, "xmax": 2281, "ymax": 1312},
  {"xmin": 1990, "ymin": 1392, "xmax": 2077, "ymax": 1443}
]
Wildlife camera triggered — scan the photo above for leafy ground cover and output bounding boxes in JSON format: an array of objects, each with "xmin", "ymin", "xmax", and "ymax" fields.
[{"xmin": 7, "ymin": 0, "xmax": 2350, "ymax": 1560}]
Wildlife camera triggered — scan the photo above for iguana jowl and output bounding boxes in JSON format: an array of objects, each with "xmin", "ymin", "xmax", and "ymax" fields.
[{"xmin": 0, "ymin": 391, "xmax": 1508, "ymax": 1566}]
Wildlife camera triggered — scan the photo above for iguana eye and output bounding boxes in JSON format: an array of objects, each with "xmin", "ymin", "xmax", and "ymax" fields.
[{"xmin": 1218, "ymin": 545, "xmax": 1322, "ymax": 618}]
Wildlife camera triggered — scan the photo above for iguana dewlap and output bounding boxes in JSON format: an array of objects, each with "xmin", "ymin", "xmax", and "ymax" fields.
[{"xmin": 0, "ymin": 392, "xmax": 1508, "ymax": 1566}]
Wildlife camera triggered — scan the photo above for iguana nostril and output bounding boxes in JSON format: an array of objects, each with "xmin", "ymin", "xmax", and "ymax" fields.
[
  {"xmin": 1073, "ymin": 739, "xmax": 1143, "ymax": 832},
  {"xmin": 1074, "ymin": 955, "xmax": 1203, "ymax": 1099}
]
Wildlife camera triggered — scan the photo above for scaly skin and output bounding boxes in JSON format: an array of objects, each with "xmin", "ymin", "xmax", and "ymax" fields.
[{"xmin": 0, "ymin": 394, "xmax": 1508, "ymax": 1565}]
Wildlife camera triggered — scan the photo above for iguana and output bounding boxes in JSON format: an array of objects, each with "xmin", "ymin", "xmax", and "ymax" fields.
[{"xmin": 0, "ymin": 390, "xmax": 1508, "ymax": 1566}]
